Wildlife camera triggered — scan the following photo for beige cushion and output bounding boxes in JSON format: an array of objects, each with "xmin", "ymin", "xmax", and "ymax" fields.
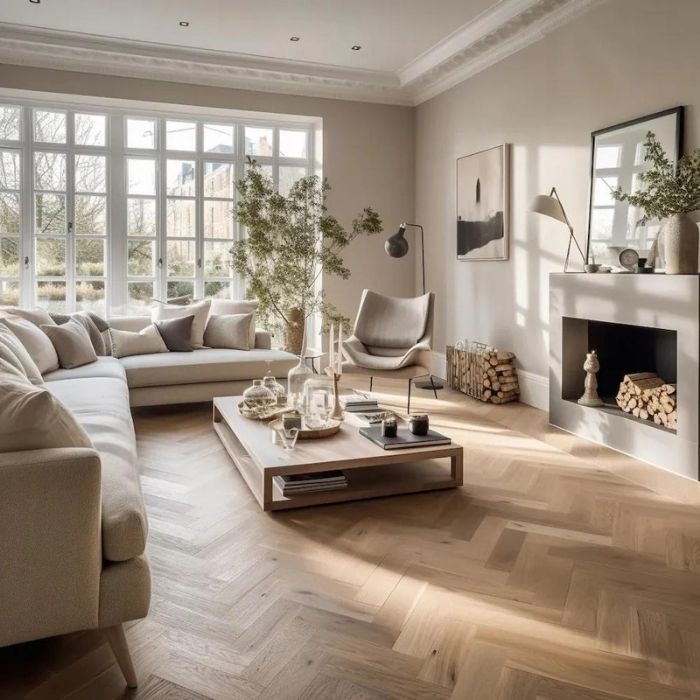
[
  {"xmin": 119, "ymin": 347, "xmax": 297, "ymax": 388},
  {"xmin": 43, "ymin": 356, "xmax": 127, "ymax": 383},
  {"xmin": 0, "ymin": 325, "xmax": 43, "ymax": 383},
  {"xmin": 46, "ymin": 377, "xmax": 148, "ymax": 562},
  {"xmin": 203, "ymin": 313, "xmax": 252, "ymax": 350},
  {"xmin": 51, "ymin": 312, "xmax": 107, "ymax": 356},
  {"xmin": 0, "ymin": 356, "xmax": 27, "ymax": 380},
  {"xmin": 2, "ymin": 306, "xmax": 56, "ymax": 327},
  {"xmin": 152, "ymin": 299, "xmax": 211, "ymax": 348},
  {"xmin": 0, "ymin": 372, "xmax": 92, "ymax": 452},
  {"xmin": 42, "ymin": 319, "xmax": 98, "ymax": 369},
  {"xmin": 209, "ymin": 299, "xmax": 258, "ymax": 347},
  {"xmin": 354, "ymin": 291, "xmax": 430, "ymax": 349},
  {"xmin": 109, "ymin": 324, "xmax": 168, "ymax": 359},
  {"xmin": 1, "ymin": 316, "xmax": 59, "ymax": 373}
]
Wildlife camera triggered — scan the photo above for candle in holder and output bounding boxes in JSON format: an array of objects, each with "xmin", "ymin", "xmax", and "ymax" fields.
[{"xmin": 381, "ymin": 417, "xmax": 398, "ymax": 438}]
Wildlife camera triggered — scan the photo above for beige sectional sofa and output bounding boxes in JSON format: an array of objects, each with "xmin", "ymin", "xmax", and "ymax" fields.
[{"xmin": 0, "ymin": 314, "xmax": 297, "ymax": 687}]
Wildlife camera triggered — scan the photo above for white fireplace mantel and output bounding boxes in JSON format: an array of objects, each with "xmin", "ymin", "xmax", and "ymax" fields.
[{"xmin": 550, "ymin": 273, "xmax": 699, "ymax": 480}]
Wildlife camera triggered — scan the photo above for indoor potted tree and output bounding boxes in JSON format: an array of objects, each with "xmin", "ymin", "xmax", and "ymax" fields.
[
  {"xmin": 612, "ymin": 132, "xmax": 700, "ymax": 274},
  {"xmin": 232, "ymin": 161, "xmax": 382, "ymax": 354}
]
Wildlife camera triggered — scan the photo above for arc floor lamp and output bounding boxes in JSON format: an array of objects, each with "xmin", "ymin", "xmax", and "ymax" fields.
[{"xmin": 385, "ymin": 222, "xmax": 443, "ymax": 390}]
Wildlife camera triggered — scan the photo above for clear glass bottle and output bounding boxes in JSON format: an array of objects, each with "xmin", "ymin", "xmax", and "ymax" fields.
[
  {"xmin": 287, "ymin": 357, "xmax": 312, "ymax": 409},
  {"xmin": 263, "ymin": 375, "xmax": 287, "ymax": 407},
  {"xmin": 242, "ymin": 379, "xmax": 276, "ymax": 413}
]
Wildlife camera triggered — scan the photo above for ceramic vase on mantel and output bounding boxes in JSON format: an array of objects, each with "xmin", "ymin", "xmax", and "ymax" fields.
[{"xmin": 662, "ymin": 213, "xmax": 699, "ymax": 274}]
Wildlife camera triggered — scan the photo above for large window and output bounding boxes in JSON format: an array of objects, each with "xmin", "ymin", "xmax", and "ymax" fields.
[{"xmin": 0, "ymin": 98, "xmax": 314, "ymax": 315}]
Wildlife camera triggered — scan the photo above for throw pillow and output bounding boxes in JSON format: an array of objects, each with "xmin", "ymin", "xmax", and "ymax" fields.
[
  {"xmin": 41, "ymin": 319, "xmax": 98, "ymax": 369},
  {"xmin": 203, "ymin": 313, "xmax": 252, "ymax": 350},
  {"xmin": 109, "ymin": 324, "xmax": 169, "ymax": 359},
  {"xmin": 0, "ymin": 325, "xmax": 43, "ymax": 384},
  {"xmin": 0, "ymin": 317, "xmax": 59, "ymax": 374},
  {"xmin": 0, "ymin": 356, "xmax": 29, "ymax": 381},
  {"xmin": 2, "ymin": 306, "xmax": 56, "ymax": 327},
  {"xmin": 50, "ymin": 311, "xmax": 107, "ymax": 356},
  {"xmin": 208, "ymin": 299, "xmax": 259, "ymax": 348},
  {"xmin": 0, "ymin": 371, "xmax": 93, "ymax": 452},
  {"xmin": 152, "ymin": 299, "xmax": 211, "ymax": 348},
  {"xmin": 155, "ymin": 314, "xmax": 195, "ymax": 352}
]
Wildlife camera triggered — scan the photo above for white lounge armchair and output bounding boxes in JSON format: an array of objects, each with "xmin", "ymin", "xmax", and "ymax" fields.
[{"xmin": 341, "ymin": 289, "xmax": 437, "ymax": 411}]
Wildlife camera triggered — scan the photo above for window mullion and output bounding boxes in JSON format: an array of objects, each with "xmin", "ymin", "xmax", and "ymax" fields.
[{"xmin": 21, "ymin": 105, "xmax": 33, "ymax": 307}]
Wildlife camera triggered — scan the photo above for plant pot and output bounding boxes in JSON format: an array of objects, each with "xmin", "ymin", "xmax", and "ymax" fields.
[
  {"xmin": 284, "ymin": 307, "xmax": 305, "ymax": 355},
  {"xmin": 662, "ymin": 213, "xmax": 699, "ymax": 274}
]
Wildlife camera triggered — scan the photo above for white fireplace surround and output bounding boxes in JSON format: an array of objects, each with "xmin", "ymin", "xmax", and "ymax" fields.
[{"xmin": 550, "ymin": 273, "xmax": 699, "ymax": 480}]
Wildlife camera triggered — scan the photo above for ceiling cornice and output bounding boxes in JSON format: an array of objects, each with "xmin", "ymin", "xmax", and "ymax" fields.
[{"xmin": 0, "ymin": 0, "xmax": 604, "ymax": 107}]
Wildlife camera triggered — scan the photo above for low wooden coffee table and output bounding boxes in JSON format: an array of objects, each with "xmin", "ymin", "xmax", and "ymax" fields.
[{"xmin": 213, "ymin": 396, "xmax": 463, "ymax": 511}]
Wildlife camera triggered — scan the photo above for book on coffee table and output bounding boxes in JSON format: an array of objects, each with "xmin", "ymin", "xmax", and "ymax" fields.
[
  {"xmin": 274, "ymin": 470, "xmax": 348, "ymax": 496},
  {"xmin": 359, "ymin": 426, "xmax": 452, "ymax": 450}
]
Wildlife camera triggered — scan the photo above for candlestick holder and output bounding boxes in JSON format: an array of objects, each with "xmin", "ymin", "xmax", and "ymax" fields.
[{"xmin": 325, "ymin": 367, "xmax": 344, "ymax": 420}]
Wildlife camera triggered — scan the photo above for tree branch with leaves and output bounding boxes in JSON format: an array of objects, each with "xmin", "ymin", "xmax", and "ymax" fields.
[{"xmin": 232, "ymin": 159, "xmax": 382, "ymax": 351}]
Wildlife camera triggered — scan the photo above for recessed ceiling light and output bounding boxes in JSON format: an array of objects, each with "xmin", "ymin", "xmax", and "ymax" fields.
[
  {"xmin": 29, "ymin": 0, "xmax": 40, "ymax": 4},
  {"xmin": 351, "ymin": 45, "xmax": 361, "ymax": 51},
  {"xmin": 179, "ymin": 21, "xmax": 189, "ymax": 27},
  {"xmin": 290, "ymin": 36, "xmax": 300, "ymax": 42}
]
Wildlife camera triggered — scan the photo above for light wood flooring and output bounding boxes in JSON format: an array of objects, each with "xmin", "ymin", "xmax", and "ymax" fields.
[{"xmin": 3, "ymin": 381, "xmax": 700, "ymax": 699}]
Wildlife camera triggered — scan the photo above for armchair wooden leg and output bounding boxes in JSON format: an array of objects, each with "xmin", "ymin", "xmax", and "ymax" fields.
[
  {"xmin": 369, "ymin": 376, "xmax": 373, "ymax": 392},
  {"xmin": 105, "ymin": 624, "xmax": 138, "ymax": 688},
  {"xmin": 429, "ymin": 375, "xmax": 438, "ymax": 400},
  {"xmin": 407, "ymin": 378, "xmax": 412, "ymax": 413}
]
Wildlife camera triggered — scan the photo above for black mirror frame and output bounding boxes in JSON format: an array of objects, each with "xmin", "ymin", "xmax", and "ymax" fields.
[{"xmin": 585, "ymin": 106, "xmax": 685, "ymax": 263}]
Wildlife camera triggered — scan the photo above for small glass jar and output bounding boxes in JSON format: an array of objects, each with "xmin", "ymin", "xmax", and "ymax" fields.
[
  {"xmin": 381, "ymin": 417, "xmax": 398, "ymax": 438},
  {"xmin": 408, "ymin": 413, "xmax": 429, "ymax": 436},
  {"xmin": 302, "ymin": 375, "xmax": 334, "ymax": 428},
  {"xmin": 242, "ymin": 379, "xmax": 276, "ymax": 412},
  {"xmin": 282, "ymin": 410, "xmax": 302, "ymax": 431},
  {"xmin": 263, "ymin": 375, "xmax": 287, "ymax": 407}
]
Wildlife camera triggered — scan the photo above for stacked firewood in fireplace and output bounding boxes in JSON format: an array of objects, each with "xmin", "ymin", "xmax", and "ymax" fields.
[{"xmin": 615, "ymin": 372, "xmax": 677, "ymax": 430}]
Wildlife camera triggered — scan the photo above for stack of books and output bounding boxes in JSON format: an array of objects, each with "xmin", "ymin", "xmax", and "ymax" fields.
[
  {"xmin": 360, "ymin": 426, "xmax": 452, "ymax": 450},
  {"xmin": 340, "ymin": 394, "xmax": 379, "ymax": 412},
  {"xmin": 274, "ymin": 470, "xmax": 348, "ymax": 496}
]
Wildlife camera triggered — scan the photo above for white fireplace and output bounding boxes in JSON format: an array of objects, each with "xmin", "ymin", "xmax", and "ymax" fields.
[{"xmin": 550, "ymin": 273, "xmax": 699, "ymax": 480}]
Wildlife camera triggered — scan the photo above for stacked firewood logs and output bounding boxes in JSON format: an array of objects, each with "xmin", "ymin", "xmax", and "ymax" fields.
[
  {"xmin": 446, "ymin": 345, "xmax": 520, "ymax": 404},
  {"xmin": 615, "ymin": 372, "xmax": 677, "ymax": 430}
]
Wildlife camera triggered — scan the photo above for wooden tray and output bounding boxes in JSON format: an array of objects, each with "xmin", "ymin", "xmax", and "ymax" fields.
[{"xmin": 269, "ymin": 418, "xmax": 342, "ymax": 440}]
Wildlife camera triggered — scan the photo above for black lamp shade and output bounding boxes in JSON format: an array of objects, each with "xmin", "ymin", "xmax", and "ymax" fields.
[{"xmin": 385, "ymin": 226, "xmax": 409, "ymax": 258}]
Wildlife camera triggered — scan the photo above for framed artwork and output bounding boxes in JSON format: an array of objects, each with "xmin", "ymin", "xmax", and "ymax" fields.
[
  {"xmin": 586, "ymin": 106, "xmax": 684, "ymax": 266},
  {"xmin": 457, "ymin": 144, "xmax": 510, "ymax": 261}
]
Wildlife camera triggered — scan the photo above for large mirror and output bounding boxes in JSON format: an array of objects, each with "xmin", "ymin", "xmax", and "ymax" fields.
[{"xmin": 586, "ymin": 107, "xmax": 684, "ymax": 265}]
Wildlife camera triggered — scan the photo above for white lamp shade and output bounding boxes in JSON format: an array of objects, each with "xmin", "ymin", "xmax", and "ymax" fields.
[{"xmin": 530, "ymin": 194, "xmax": 568, "ymax": 225}]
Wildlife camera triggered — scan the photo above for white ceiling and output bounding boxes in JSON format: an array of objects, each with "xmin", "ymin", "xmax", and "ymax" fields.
[
  {"xmin": 0, "ymin": 0, "xmax": 496, "ymax": 73},
  {"xmin": 0, "ymin": 0, "xmax": 603, "ymax": 105}
]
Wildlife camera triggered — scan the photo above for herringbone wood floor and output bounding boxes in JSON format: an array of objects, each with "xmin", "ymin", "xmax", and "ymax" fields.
[{"xmin": 3, "ymin": 381, "xmax": 700, "ymax": 699}]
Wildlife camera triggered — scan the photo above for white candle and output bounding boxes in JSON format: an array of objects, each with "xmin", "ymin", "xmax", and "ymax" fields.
[
  {"xmin": 329, "ymin": 323, "xmax": 335, "ymax": 374},
  {"xmin": 337, "ymin": 325, "xmax": 343, "ymax": 375}
]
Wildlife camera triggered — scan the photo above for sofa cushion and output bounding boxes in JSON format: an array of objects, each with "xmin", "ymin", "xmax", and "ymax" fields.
[
  {"xmin": 1, "ymin": 317, "xmax": 59, "ymax": 373},
  {"xmin": 50, "ymin": 311, "xmax": 107, "ymax": 356},
  {"xmin": 0, "ymin": 325, "xmax": 43, "ymax": 384},
  {"xmin": 45, "ymin": 377, "xmax": 147, "ymax": 562},
  {"xmin": 0, "ymin": 371, "xmax": 92, "ymax": 453},
  {"xmin": 152, "ymin": 299, "xmax": 210, "ymax": 348},
  {"xmin": 119, "ymin": 347, "xmax": 297, "ymax": 388},
  {"xmin": 2, "ymin": 306, "xmax": 55, "ymax": 327},
  {"xmin": 42, "ymin": 319, "xmax": 98, "ymax": 369},
  {"xmin": 110, "ymin": 324, "xmax": 168, "ymax": 359},
  {"xmin": 209, "ymin": 299, "xmax": 258, "ymax": 347},
  {"xmin": 43, "ymin": 356, "xmax": 127, "ymax": 383},
  {"xmin": 203, "ymin": 313, "xmax": 252, "ymax": 350},
  {"xmin": 155, "ymin": 314, "xmax": 194, "ymax": 352}
]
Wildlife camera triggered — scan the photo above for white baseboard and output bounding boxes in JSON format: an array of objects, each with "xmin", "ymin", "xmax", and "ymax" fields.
[{"xmin": 431, "ymin": 352, "xmax": 549, "ymax": 411}]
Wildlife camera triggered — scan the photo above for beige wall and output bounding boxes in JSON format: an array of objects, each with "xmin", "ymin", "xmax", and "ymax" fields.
[
  {"xmin": 416, "ymin": 0, "xmax": 700, "ymax": 401},
  {"xmin": 0, "ymin": 65, "xmax": 415, "ymax": 331}
]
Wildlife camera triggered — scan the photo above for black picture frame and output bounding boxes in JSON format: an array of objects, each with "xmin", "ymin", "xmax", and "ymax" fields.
[{"xmin": 585, "ymin": 106, "xmax": 684, "ymax": 263}]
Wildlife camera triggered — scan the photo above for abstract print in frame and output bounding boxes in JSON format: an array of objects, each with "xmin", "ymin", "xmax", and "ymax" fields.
[{"xmin": 456, "ymin": 144, "xmax": 510, "ymax": 261}]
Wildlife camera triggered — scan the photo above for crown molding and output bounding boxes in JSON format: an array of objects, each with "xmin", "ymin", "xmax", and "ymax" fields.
[
  {"xmin": 406, "ymin": 0, "xmax": 605, "ymax": 104},
  {"xmin": 0, "ymin": 1, "xmax": 604, "ymax": 107},
  {"xmin": 0, "ymin": 23, "xmax": 408, "ymax": 106}
]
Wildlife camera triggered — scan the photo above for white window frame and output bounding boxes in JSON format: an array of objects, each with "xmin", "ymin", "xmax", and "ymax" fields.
[{"xmin": 0, "ymin": 89, "xmax": 320, "ymax": 317}]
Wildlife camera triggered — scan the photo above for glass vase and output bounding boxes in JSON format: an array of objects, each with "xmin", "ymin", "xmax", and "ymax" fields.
[
  {"xmin": 302, "ymin": 375, "xmax": 335, "ymax": 429},
  {"xmin": 263, "ymin": 375, "xmax": 287, "ymax": 407},
  {"xmin": 287, "ymin": 356, "xmax": 313, "ymax": 409},
  {"xmin": 242, "ymin": 379, "xmax": 276, "ymax": 415}
]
